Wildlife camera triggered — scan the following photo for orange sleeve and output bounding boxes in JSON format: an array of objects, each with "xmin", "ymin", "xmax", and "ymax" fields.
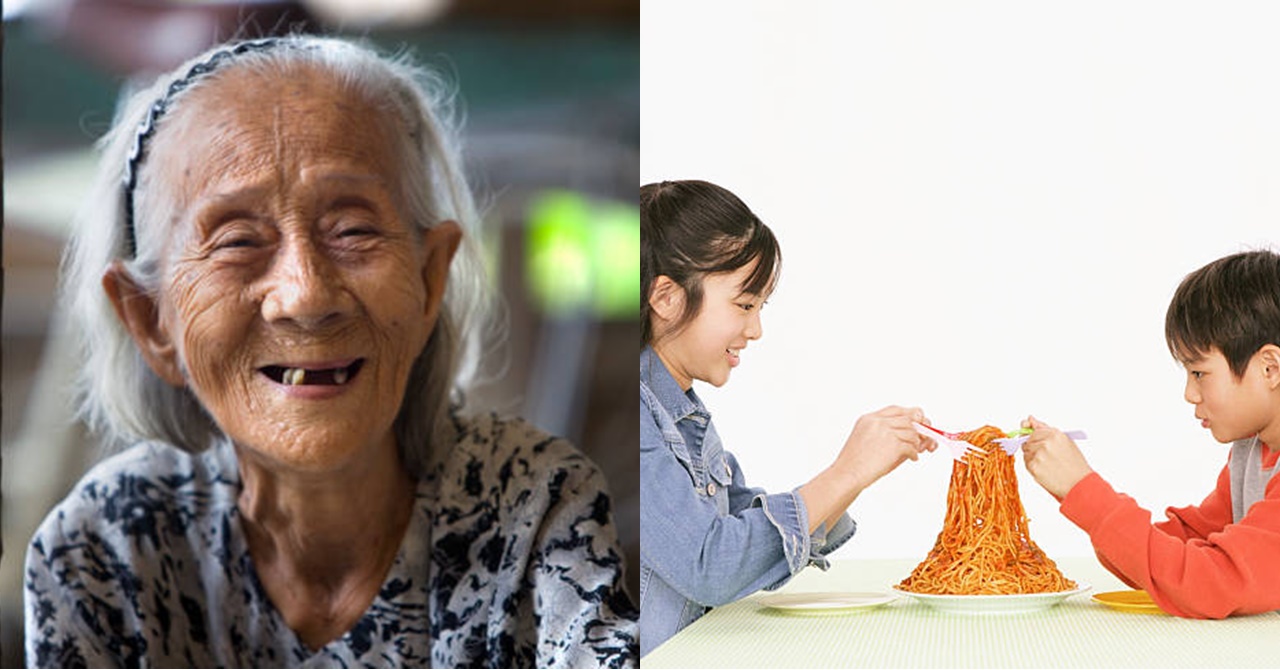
[
  {"xmin": 1060, "ymin": 467, "xmax": 1280, "ymax": 618},
  {"xmin": 1087, "ymin": 465, "xmax": 1231, "ymax": 589},
  {"xmin": 1156, "ymin": 463, "xmax": 1234, "ymax": 540}
]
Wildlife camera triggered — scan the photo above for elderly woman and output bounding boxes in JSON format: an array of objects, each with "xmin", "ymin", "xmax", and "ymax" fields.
[{"xmin": 24, "ymin": 35, "xmax": 637, "ymax": 668}]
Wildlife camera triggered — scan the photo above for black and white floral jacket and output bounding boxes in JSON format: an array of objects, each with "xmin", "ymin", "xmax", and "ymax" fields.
[{"xmin": 25, "ymin": 412, "xmax": 638, "ymax": 668}]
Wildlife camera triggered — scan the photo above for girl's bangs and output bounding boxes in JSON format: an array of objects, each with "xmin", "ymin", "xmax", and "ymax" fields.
[
  {"xmin": 713, "ymin": 221, "xmax": 781, "ymax": 297},
  {"xmin": 739, "ymin": 246, "xmax": 779, "ymax": 297}
]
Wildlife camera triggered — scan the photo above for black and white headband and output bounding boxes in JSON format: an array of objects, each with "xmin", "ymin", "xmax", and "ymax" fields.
[{"xmin": 120, "ymin": 37, "xmax": 290, "ymax": 258}]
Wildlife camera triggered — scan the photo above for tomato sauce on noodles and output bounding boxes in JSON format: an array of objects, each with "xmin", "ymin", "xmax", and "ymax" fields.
[{"xmin": 897, "ymin": 425, "xmax": 1076, "ymax": 595}]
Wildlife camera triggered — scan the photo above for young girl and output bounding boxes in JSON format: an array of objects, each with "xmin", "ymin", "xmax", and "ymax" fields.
[{"xmin": 640, "ymin": 179, "xmax": 935, "ymax": 655}]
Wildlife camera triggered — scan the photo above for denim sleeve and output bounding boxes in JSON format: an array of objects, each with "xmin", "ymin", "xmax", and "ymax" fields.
[
  {"xmin": 750, "ymin": 494, "xmax": 859, "ymax": 592},
  {"xmin": 811, "ymin": 513, "xmax": 857, "ymax": 563},
  {"xmin": 746, "ymin": 489, "xmax": 814, "ymax": 577},
  {"xmin": 725, "ymin": 450, "xmax": 856, "ymax": 576},
  {"xmin": 642, "ymin": 401, "xmax": 802, "ymax": 607}
]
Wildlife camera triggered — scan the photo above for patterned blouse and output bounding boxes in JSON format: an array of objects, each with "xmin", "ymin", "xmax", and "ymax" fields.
[{"xmin": 24, "ymin": 412, "xmax": 638, "ymax": 668}]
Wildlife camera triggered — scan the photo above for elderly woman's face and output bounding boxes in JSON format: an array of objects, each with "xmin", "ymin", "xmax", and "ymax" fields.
[{"xmin": 115, "ymin": 64, "xmax": 458, "ymax": 472}]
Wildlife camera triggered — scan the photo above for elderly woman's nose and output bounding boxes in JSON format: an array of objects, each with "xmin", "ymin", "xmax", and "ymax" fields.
[{"xmin": 261, "ymin": 238, "xmax": 354, "ymax": 327}]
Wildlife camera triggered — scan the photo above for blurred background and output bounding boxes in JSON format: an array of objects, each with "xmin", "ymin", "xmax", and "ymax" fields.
[{"xmin": 2, "ymin": 0, "xmax": 637, "ymax": 663}]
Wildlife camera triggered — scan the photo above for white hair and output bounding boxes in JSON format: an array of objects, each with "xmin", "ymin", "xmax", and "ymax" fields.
[{"xmin": 63, "ymin": 34, "xmax": 498, "ymax": 477}]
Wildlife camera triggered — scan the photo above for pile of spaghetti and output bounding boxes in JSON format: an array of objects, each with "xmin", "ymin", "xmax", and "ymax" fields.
[{"xmin": 897, "ymin": 425, "xmax": 1076, "ymax": 595}]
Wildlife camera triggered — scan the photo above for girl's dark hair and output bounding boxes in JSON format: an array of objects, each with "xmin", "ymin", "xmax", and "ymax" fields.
[
  {"xmin": 641, "ymin": 179, "xmax": 781, "ymax": 345},
  {"xmin": 1165, "ymin": 249, "xmax": 1280, "ymax": 377}
]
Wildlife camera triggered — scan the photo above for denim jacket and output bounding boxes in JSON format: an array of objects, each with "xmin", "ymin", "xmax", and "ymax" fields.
[{"xmin": 639, "ymin": 346, "xmax": 855, "ymax": 656}]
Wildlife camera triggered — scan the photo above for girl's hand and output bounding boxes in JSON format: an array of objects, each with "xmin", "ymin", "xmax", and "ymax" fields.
[
  {"xmin": 799, "ymin": 405, "xmax": 934, "ymax": 532},
  {"xmin": 1020, "ymin": 415, "xmax": 1093, "ymax": 499},
  {"xmin": 833, "ymin": 405, "xmax": 933, "ymax": 492}
]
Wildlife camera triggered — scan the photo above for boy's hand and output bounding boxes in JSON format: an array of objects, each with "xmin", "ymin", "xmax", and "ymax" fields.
[{"xmin": 1020, "ymin": 415, "xmax": 1093, "ymax": 499}]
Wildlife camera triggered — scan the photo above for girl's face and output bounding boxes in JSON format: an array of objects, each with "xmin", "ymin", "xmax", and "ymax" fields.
[
  {"xmin": 655, "ymin": 263, "xmax": 767, "ymax": 390},
  {"xmin": 1182, "ymin": 347, "xmax": 1277, "ymax": 444}
]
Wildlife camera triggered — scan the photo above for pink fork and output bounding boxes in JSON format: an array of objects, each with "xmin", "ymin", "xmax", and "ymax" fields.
[{"xmin": 912, "ymin": 423, "xmax": 981, "ymax": 461}]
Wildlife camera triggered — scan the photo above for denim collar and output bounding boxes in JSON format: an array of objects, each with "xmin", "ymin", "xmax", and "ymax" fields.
[{"xmin": 640, "ymin": 345, "xmax": 708, "ymax": 423}]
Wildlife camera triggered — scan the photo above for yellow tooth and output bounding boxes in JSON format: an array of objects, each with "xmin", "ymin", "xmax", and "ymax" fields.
[{"xmin": 286, "ymin": 368, "xmax": 305, "ymax": 385}]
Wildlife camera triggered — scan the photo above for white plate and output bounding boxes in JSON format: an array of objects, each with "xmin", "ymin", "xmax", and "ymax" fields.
[
  {"xmin": 891, "ymin": 583, "xmax": 1091, "ymax": 615},
  {"xmin": 758, "ymin": 591, "xmax": 897, "ymax": 614}
]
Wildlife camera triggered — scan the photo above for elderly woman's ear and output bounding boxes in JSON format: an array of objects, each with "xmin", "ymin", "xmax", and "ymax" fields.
[
  {"xmin": 102, "ymin": 261, "xmax": 185, "ymax": 387},
  {"xmin": 420, "ymin": 220, "xmax": 462, "ymax": 327}
]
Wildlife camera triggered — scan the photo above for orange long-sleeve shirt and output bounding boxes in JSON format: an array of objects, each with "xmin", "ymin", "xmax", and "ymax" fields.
[{"xmin": 1060, "ymin": 446, "xmax": 1280, "ymax": 618}]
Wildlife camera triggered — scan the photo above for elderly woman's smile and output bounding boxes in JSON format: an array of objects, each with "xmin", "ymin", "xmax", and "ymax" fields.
[{"xmin": 259, "ymin": 358, "xmax": 364, "ymax": 387}]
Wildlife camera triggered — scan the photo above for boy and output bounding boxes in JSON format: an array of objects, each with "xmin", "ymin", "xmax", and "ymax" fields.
[{"xmin": 1022, "ymin": 249, "xmax": 1280, "ymax": 618}]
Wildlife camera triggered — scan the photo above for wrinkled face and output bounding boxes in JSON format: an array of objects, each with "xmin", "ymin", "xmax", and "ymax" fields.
[
  {"xmin": 655, "ymin": 263, "xmax": 767, "ymax": 390},
  {"xmin": 140, "ymin": 64, "xmax": 450, "ymax": 473},
  {"xmin": 1182, "ymin": 347, "xmax": 1273, "ymax": 444}
]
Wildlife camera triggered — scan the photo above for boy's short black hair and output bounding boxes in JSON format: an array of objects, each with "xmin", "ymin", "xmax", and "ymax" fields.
[
  {"xmin": 1165, "ymin": 249, "xmax": 1280, "ymax": 377},
  {"xmin": 640, "ymin": 180, "xmax": 781, "ymax": 345}
]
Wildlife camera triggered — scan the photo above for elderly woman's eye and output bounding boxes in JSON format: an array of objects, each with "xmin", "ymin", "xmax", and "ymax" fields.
[
  {"xmin": 206, "ymin": 232, "xmax": 258, "ymax": 251},
  {"xmin": 215, "ymin": 237, "xmax": 258, "ymax": 249},
  {"xmin": 208, "ymin": 225, "xmax": 267, "ymax": 251},
  {"xmin": 202, "ymin": 213, "xmax": 266, "ymax": 252},
  {"xmin": 337, "ymin": 226, "xmax": 377, "ymax": 238},
  {"xmin": 329, "ymin": 214, "xmax": 383, "ymax": 243}
]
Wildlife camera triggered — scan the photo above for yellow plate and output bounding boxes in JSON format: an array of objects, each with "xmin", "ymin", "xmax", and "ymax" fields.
[{"xmin": 1092, "ymin": 590, "xmax": 1167, "ymax": 614}]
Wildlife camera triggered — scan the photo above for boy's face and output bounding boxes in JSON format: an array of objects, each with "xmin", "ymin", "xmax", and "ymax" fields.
[
  {"xmin": 654, "ymin": 262, "xmax": 768, "ymax": 390},
  {"xmin": 1182, "ymin": 347, "xmax": 1275, "ymax": 444}
]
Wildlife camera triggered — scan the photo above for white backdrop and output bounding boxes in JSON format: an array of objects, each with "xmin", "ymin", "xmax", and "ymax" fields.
[{"xmin": 641, "ymin": 1, "xmax": 1280, "ymax": 562}]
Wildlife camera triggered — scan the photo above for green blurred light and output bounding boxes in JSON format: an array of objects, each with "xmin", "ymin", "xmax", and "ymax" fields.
[
  {"xmin": 525, "ymin": 190, "xmax": 639, "ymax": 319},
  {"xmin": 590, "ymin": 202, "xmax": 641, "ymax": 318}
]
